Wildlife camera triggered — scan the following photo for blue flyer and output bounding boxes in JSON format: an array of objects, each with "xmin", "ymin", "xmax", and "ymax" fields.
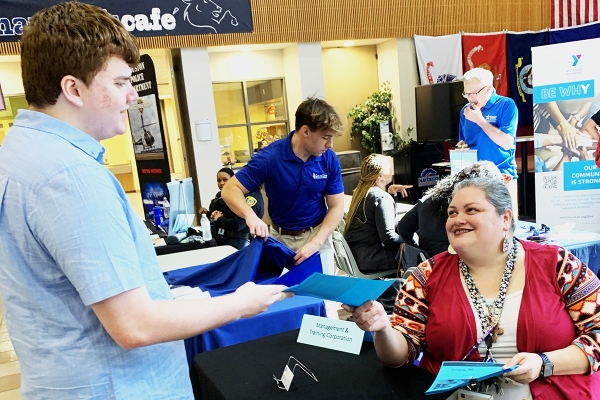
[{"xmin": 425, "ymin": 361, "xmax": 518, "ymax": 395}]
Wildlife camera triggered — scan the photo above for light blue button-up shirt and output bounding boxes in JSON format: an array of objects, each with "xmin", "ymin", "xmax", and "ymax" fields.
[{"xmin": 0, "ymin": 110, "xmax": 192, "ymax": 399}]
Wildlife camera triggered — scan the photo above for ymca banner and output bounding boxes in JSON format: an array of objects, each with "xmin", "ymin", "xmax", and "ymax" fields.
[
  {"xmin": 532, "ymin": 38, "xmax": 600, "ymax": 232},
  {"xmin": 550, "ymin": 21, "xmax": 600, "ymax": 44},
  {"xmin": 414, "ymin": 34, "xmax": 463, "ymax": 85},
  {"xmin": 506, "ymin": 30, "xmax": 549, "ymax": 126},
  {"xmin": 552, "ymin": 0, "xmax": 600, "ymax": 28},
  {"xmin": 462, "ymin": 32, "xmax": 509, "ymax": 96},
  {"xmin": 0, "ymin": 0, "xmax": 253, "ymax": 42}
]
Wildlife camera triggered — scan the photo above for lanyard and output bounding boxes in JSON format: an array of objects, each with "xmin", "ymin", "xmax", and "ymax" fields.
[{"xmin": 461, "ymin": 323, "xmax": 496, "ymax": 361}]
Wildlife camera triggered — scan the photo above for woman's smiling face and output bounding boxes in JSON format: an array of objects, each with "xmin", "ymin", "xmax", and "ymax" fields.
[{"xmin": 446, "ymin": 186, "xmax": 510, "ymax": 254}]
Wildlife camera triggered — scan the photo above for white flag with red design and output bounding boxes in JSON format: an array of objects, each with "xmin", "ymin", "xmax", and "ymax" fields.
[
  {"xmin": 552, "ymin": 0, "xmax": 600, "ymax": 28},
  {"xmin": 414, "ymin": 34, "xmax": 463, "ymax": 86}
]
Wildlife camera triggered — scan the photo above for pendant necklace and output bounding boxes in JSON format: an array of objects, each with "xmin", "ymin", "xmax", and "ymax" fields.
[{"xmin": 459, "ymin": 236, "xmax": 517, "ymax": 343}]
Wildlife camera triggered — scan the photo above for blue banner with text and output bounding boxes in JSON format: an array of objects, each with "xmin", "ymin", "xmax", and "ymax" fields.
[{"xmin": 564, "ymin": 161, "xmax": 600, "ymax": 191}]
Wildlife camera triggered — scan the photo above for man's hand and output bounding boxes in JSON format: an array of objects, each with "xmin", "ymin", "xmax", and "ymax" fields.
[
  {"xmin": 342, "ymin": 300, "xmax": 389, "ymax": 332},
  {"xmin": 245, "ymin": 213, "xmax": 268, "ymax": 239},
  {"xmin": 502, "ymin": 352, "xmax": 544, "ymax": 384},
  {"xmin": 455, "ymin": 140, "xmax": 468, "ymax": 149},
  {"xmin": 463, "ymin": 103, "xmax": 486, "ymax": 125},
  {"xmin": 233, "ymin": 282, "xmax": 293, "ymax": 318},
  {"xmin": 210, "ymin": 211, "xmax": 223, "ymax": 221},
  {"xmin": 388, "ymin": 184, "xmax": 413, "ymax": 198},
  {"xmin": 294, "ymin": 240, "xmax": 321, "ymax": 265}
]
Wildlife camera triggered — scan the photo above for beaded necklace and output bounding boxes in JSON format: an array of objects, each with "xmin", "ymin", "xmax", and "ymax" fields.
[{"xmin": 459, "ymin": 236, "xmax": 518, "ymax": 343}]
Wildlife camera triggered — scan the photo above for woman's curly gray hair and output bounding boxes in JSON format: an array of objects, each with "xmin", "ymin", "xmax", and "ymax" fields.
[{"xmin": 426, "ymin": 161, "xmax": 503, "ymax": 215}]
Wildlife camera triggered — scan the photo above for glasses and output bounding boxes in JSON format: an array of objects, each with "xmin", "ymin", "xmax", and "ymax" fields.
[{"xmin": 462, "ymin": 86, "xmax": 487, "ymax": 98}]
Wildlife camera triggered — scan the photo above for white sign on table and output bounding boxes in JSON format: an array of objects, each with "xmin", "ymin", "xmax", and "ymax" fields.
[{"xmin": 296, "ymin": 314, "xmax": 364, "ymax": 355}]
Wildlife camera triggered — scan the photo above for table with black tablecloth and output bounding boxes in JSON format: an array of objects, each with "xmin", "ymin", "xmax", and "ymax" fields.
[
  {"xmin": 183, "ymin": 296, "xmax": 326, "ymax": 365},
  {"xmin": 191, "ymin": 329, "xmax": 448, "ymax": 400}
]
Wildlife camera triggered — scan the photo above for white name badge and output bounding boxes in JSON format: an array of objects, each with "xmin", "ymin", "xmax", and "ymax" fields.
[{"xmin": 296, "ymin": 314, "xmax": 364, "ymax": 354}]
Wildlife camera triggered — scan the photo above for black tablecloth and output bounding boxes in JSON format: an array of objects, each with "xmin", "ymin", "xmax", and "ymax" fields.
[
  {"xmin": 154, "ymin": 239, "xmax": 216, "ymax": 256},
  {"xmin": 191, "ymin": 329, "xmax": 447, "ymax": 400}
]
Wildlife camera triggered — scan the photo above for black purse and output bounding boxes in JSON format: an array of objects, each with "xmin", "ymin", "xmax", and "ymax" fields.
[
  {"xmin": 376, "ymin": 243, "xmax": 428, "ymax": 314},
  {"xmin": 376, "ymin": 243, "xmax": 408, "ymax": 314}
]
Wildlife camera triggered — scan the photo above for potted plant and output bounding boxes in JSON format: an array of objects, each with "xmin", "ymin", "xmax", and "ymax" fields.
[{"xmin": 348, "ymin": 81, "xmax": 409, "ymax": 154}]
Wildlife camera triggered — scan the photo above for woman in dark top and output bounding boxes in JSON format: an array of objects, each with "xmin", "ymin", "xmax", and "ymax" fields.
[
  {"xmin": 396, "ymin": 161, "xmax": 504, "ymax": 256},
  {"xmin": 200, "ymin": 168, "xmax": 264, "ymax": 250},
  {"xmin": 344, "ymin": 154, "xmax": 410, "ymax": 273}
]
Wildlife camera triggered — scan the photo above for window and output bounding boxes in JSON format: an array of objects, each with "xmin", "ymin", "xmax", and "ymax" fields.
[{"xmin": 213, "ymin": 79, "xmax": 288, "ymax": 167}]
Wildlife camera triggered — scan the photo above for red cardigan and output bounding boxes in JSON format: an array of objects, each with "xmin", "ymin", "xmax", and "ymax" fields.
[{"xmin": 419, "ymin": 240, "xmax": 600, "ymax": 399}]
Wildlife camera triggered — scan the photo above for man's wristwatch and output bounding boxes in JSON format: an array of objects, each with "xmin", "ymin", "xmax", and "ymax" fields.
[{"xmin": 538, "ymin": 353, "xmax": 554, "ymax": 378}]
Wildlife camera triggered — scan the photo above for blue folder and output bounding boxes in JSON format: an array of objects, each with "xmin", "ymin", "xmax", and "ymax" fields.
[{"xmin": 284, "ymin": 273, "xmax": 395, "ymax": 307}]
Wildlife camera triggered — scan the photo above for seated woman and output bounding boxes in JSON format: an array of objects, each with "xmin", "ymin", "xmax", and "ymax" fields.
[
  {"xmin": 396, "ymin": 161, "xmax": 504, "ymax": 257},
  {"xmin": 344, "ymin": 177, "xmax": 600, "ymax": 399},
  {"xmin": 344, "ymin": 154, "xmax": 411, "ymax": 273},
  {"xmin": 200, "ymin": 168, "xmax": 264, "ymax": 249}
]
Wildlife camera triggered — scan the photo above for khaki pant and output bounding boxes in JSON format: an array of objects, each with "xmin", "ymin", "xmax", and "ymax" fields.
[{"xmin": 270, "ymin": 224, "xmax": 335, "ymax": 275}]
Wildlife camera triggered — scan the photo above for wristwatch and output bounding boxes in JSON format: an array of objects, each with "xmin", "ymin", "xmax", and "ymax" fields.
[{"xmin": 537, "ymin": 353, "xmax": 554, "ymax": 378}]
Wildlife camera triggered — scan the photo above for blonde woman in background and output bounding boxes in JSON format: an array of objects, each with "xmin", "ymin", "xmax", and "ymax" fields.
[{"xmin": 344, "ymin": 154, "xmax": 411, "ymax": 273}]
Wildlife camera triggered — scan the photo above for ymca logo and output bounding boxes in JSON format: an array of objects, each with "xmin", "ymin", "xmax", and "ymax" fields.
[
  {"xmin": 313, "ymin": 173, "xmax": 327, "ymax": 179},
  {"xmin": 572, "ymin": 54, "xmax": 582, "ymax": 67}
]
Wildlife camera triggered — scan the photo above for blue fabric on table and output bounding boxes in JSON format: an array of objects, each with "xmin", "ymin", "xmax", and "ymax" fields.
[
  {"xmin": 515, "ymin": 222, "xmax": 600, "ymax": 276},
  {"xmin": 163, "ymin": 237, "xmax": 326, "ymax": 365},
  {"xmin": 164, "ymin": 237, "xmax": 323, "ymax": 295},
  {"xmin": 183, "ymin": 295, "xmax": 327, "ymax": 365}
]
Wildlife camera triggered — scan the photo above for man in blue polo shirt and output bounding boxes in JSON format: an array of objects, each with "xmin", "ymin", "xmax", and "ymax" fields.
[
  {"xmin": 458, "ymin": 67, "xmax": 519, "ymax": 215},
  {"xmin": 222, "ymin": 98, "xmax": 345, "ymax": 275}
]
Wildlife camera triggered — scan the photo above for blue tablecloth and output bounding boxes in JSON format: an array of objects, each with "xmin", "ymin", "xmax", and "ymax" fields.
[
  {"xmin": 162, "ymin": 237, "xmax": 328, "ymax": 364},
  {"xmin": 183, "ymin": 295, "xmax": 327, "ymax": 364},
  {"xmin": 516, "ymin": 222, "xmax": 600, "ymax": 275},
  {"xmin": 164, "ymin": 237, "xmax": 322, "ymax": 296}
]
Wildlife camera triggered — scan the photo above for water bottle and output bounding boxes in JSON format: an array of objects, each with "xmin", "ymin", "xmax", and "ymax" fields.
[
  {"xmin": 200, "ymin": 214, "xmax": 212, "ymax": 241},
  {"xmin": 153, "ymin": 206, "xmax": 163, "ymax": 227},
  {"xmin": 162, "ymin": 197, "xmax": 170, "ymax": 219}
]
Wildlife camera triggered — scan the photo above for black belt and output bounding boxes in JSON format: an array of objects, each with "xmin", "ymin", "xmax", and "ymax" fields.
[{"xmin": 271, "ymin": 222, "xmax": 321, "ymax": 236}]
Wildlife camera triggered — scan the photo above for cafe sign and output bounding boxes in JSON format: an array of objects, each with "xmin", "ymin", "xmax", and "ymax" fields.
[{"xmin": 0, "ymin": 0, "xmax": 253, "ymax": 42}]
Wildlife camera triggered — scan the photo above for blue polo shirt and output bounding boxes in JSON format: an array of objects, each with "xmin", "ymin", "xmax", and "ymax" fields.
[
  {"xmin": 459, "ymin": 91, "xmax": 518, "ymax": 179},
  {"xmin": 235, "ymin": 131, "xmax": 344, "ymax": 230}
]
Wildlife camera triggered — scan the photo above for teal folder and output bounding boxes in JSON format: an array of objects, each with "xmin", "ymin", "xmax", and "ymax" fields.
[{"xmin": 283, "ymin": 273, "xmax": 395, "ymax": 307}]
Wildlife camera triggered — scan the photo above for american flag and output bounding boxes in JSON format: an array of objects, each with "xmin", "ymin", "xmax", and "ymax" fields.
[{"xmin": 552, "ymin": 0, "xmax": 600, "ymax": 28}]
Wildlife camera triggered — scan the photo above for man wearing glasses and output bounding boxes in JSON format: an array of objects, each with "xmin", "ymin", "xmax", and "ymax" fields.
[{"xmin": 457, "ymin": 67, "xmax": 519, "ymax": 215}]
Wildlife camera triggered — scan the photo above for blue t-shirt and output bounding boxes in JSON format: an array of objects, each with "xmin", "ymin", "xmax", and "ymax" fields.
[
  {"xmin": 0, "ymin": 110, "xmax": 192, "ymax": 399},
  {"xmin": 459, "ymin": 91, "xmax": 518, "ymax": 179},
  {"xmin": 235, "ymin": 131, "xmax": 344, "ymax": 230}
]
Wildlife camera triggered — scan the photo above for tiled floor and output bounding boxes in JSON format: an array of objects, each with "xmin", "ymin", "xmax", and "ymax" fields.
[{"xmin": 0, "ymin": 296, "xmax": 21, "ymax": 400}]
